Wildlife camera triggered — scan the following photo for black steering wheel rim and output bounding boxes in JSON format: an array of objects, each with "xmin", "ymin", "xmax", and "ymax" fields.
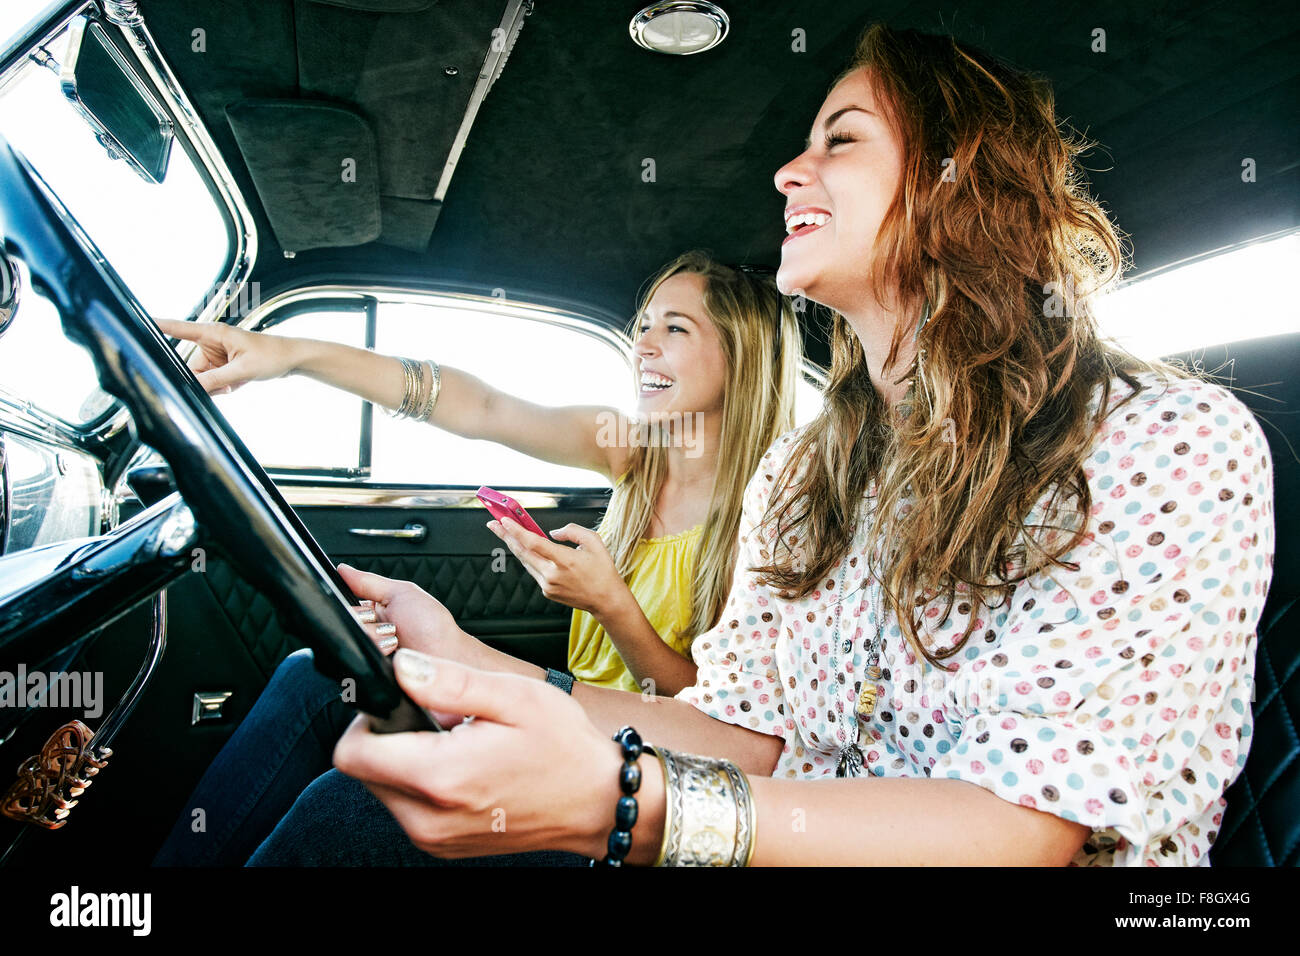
[{"xmin": 0, "ymin": 136, "xmax": 434, "ymax": 731}]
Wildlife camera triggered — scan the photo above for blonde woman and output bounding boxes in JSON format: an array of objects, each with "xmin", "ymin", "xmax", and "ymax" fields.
[
  {"xmin": 257, "ymin": 23, "xmax": 1273, "ymax": 868},
  {"xmin": 154, "ymin": 252, "xmax": 803, "ymax": 865}
]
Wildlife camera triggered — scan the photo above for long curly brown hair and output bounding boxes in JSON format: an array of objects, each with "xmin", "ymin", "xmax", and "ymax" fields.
[{"xmin": 753, "ymin": 24, "xmax": 1193, "ymax": 665}]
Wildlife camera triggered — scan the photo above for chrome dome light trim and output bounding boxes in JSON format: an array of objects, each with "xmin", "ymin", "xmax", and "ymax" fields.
[{"xmin": 629, "ymin": 2, "xmax": 730, "ymax": 56}]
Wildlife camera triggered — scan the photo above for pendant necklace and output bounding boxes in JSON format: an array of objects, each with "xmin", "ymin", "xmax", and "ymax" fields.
[{"xmin": 830, "ymin": 512, "xmax": 888, "ymax": 778}]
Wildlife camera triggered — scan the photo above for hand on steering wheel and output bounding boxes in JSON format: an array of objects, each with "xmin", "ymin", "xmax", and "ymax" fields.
[
  {"xmin": 333, "ymin": 647, "xmax": 623, "ymax": 860},
  {"xmin": 336, "ymin": 564, "xmax": 502, "ymax": 672}
]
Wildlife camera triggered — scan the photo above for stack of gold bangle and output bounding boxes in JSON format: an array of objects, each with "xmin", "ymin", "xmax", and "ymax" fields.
[
  {"xmin": 390, "ymin": 357, "xmax": 442, "ymax": 423},
  {"xmin": 649, "ymin": 745, "xmax": 756, "ymax": 867}
]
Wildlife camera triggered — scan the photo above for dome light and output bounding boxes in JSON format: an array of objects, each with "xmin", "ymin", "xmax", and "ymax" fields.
[{"xmin": 629, "ymin": 2, "xmax": 729, "ymax": 56}]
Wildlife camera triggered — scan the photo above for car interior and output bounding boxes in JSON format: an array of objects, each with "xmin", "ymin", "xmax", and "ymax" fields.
[{"xmin": 0, "ymin": 0, "xmax": 1295, "ymax": 868}]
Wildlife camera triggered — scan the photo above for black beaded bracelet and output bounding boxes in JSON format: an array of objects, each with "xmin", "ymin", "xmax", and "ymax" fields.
[{"xmin": 592, "ymin": 726, "xmax": 643, "ymax": 867}]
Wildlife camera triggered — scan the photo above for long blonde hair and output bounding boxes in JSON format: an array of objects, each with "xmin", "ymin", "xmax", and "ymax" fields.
[
  {"xmin": 753, "ymin": 24, "xmax": 1196, "ymax": 664},
  {"xmin": 601, "ymin": 251, "xmax": 803, "ymax": 641}
]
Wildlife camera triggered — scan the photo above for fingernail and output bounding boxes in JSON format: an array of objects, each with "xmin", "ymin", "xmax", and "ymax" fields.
[
  {"xmin": 378, "ymin": 635, "xmax": 399, "ymax": 653},
  {"xmin": 358, "ymin": 598, "xmax": 375, "ymax": 608},
  {"xmin": 375, "ymin": 622, "xmax": 397, "ymax": 637},
  {"xmin": 356, "ymin": 608, "xmax": 377, "ymax": 624},
  {"xmin": 394, "ymin": 647, "xmax": 435, "ymax": 683}
]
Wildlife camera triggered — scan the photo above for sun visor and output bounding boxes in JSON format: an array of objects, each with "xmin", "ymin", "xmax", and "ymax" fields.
[{"xmin": 226, "ymin": 99, "xmax": 381, "ymax": 252}]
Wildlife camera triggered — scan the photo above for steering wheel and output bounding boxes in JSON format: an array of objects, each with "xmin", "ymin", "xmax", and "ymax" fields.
[{"xmin": 0, "ymin": 137, "xmax": 436, "ymax": 734}]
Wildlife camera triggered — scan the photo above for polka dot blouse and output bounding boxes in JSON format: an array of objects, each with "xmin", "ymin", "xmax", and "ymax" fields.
[{"xmin": 676, "ymin": 369, "xmax": 1276, "ymax": 866}]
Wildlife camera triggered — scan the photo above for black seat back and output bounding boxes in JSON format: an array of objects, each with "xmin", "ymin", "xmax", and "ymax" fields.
[{"xmin": 1162, "ymin": 332, "xmax": 1298, "ymax": 866}]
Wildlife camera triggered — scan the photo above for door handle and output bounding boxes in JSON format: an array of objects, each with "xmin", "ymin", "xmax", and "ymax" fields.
[{"xmin": 347, "ymin": 522, "xmax": 427, "ymax": 542}]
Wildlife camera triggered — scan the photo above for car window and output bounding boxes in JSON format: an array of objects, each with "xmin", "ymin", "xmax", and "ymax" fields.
[
  {"xmin": 0, "ymin": 0, "xmax": 53, "ymax": 51},
  {"xmin": 216, "ymin": 309, "xmax": 368, "ymax": 473},
  {"xmin": 0, "ymin": 16, "xmax": 231, "ymax": 320},
  {"xmin": 218, "ymin": 295, "xmax": 642, "ymax": 487},
  {"xmin": 370, "ymin": 300, "xmax": 633, "ymax": 487},
  {"xmin": 0, "ymin": 259, "xmax": 114, "ymax": 426},
  {"xmin": 1094, "ymin": 231, "xmax": 1300, "ymax": 359}
]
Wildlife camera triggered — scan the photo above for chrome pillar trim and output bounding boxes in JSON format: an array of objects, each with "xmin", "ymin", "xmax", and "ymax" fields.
[
  {"xmin": 278, "ymin": 484, "xmax": 611, "ymax": 510},
  {"xmin": 98, "ymin": 483, "xmax": 119, "ymax": 533},
  {"xmin": 191, "ymin": 690, "xmax": 233, "ymax": 725},
  {"xmin": 433, "ymin": 0, "xmax": 533, "ymax": 203},
  {"xmin": 103, "ymin": 2, "xmax": 257, "ymax": 326},
  {"xmin": 101, "ymin": 1, "xmax": 143, "ymax": 27},
  {"xmin": 88, "ymin": 590, "xmax": 167, "ymax": 759}
]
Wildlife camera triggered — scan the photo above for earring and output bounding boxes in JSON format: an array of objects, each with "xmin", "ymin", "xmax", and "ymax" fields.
[{"xmin": 913, "ymin": 299, "xmax": 932, "ymax": 343}]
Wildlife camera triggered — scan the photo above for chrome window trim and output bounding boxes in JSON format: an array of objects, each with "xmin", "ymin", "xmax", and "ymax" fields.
[
  {"xmin": 275, "ymin": 483, "xmax": 611, "ymax": 511},
  {"xmin": 235, "ymin": 284, "xmax": 638, "ymax": 373},
  {"xmin": 101, "ymin": 0, "xmax": 256, "ymax": 323}
]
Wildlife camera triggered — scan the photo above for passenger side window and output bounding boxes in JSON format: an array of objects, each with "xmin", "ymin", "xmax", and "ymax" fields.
[
  {"xmin": 216, "ymin": 296, "xmax": 635, "ymax": 488},
  {"xmin": 216, "ymin": 308, "xmax": 369, "ymax": 474},
  {"xmin": 371, "ymin": 301, "xmax": 632, "ymax": 487}
]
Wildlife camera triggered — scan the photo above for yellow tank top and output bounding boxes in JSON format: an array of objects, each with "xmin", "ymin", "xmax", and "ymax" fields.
[{"xmin": 567, "ymin": 487, "xmax": 703, "ymax": 693}]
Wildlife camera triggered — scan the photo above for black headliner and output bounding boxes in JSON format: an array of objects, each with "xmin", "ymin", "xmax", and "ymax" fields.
[{"xmin": 142, "ymin": 0, "xmax": 1299, "ymax": 348}]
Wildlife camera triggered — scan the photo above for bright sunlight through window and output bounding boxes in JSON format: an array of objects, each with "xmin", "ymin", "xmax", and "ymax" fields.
[{"xmin": 1094, "ymin": 232, "xmax": 1300, "ymax": 360}]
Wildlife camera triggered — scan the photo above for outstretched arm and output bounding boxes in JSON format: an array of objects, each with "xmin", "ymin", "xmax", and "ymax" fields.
[{"xmin": 157, "ymin": 319, "xmax": 632, "ymax": 480}]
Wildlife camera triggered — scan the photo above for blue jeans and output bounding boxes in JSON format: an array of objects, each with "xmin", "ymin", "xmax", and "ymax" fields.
[
  {"xmin": 153, "ymin": 649, "xmax": 353, "ymax": 866},
  {"xmin": 154, "ymin": 649, "xmax": 586, "ymax": 867},
  {"xmin": 248, "ymin": 768, "xmax": 586, "ymax": 867}
]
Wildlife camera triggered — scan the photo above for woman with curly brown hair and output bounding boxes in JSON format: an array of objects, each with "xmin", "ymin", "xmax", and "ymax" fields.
[{"xmin": 250, "ymin": 23, "xmax": 1274, "ymax": 867}]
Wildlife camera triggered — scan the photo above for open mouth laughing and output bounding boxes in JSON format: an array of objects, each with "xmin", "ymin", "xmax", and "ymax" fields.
[{"xmin": 783, "ymin": 205, "xmax": 832, "ymax": 245}]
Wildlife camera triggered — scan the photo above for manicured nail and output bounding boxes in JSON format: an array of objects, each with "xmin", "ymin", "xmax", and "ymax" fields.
[
  {"xmin": 378, "ymin": 635, "xmax": 399, "ymax": 653},
  {"xmin": 375, "ymin": 623, "xmax": 397, "ymax": 637},
  {"xmin": 394, "ymin": 647, "xmax": 435, "ymax": 683},
  {"xmin": 356, "ymin": 608, "xmax": 377, "ymax": 624},
  {"xmin": 358, "ymin": 598, "xmax": 374, "ymax": 607}
]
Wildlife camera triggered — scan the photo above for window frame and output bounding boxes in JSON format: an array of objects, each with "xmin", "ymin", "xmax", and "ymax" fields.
[
  {"xmin": 233, "ymin": 284, "xmax": 639, "ymax": 486},
  {"xmin": 0, "ymin": 0, "xmax": 256, "ymax": 442}
]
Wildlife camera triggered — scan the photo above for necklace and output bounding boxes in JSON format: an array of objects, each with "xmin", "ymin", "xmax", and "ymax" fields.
[{"xmin": 829, "ymin": 513, "xmax": 887, "ymax": 777}]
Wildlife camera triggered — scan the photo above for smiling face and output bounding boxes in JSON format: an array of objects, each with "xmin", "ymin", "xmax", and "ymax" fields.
[
  {"xmin": 633, "ymin": 271, "xmax": 727, "ymax": 418},
  {"xmin": 774, "ymin": 68, "xmax": 907, "ymax": 313}
]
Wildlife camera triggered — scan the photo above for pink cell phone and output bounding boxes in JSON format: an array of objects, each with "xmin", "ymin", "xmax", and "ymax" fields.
[{"xmin": 476, "ymin": 486, "xmax": 548, "ymax": 538}]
